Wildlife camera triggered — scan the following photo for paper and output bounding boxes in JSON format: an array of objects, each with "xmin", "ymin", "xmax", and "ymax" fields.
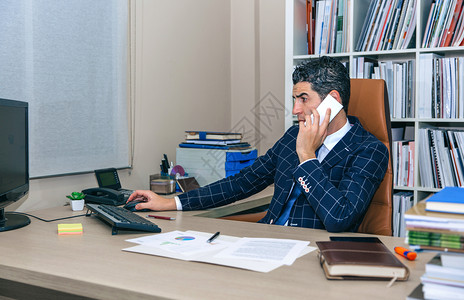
[
  {"xmin": 123, "ymin": 231, "xmax": 316, "ymax": 272},
  {"xmin": 126, "ymin": 230, "xmax": 230, "ymax": 256},
  {"xmin": 214, "ymin": 238, "xmax": 309, "ymax": 265}
]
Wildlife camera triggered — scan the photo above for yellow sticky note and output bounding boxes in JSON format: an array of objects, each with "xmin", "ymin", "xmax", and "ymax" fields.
[{"xmin": 58, "ymin": 223, "xmax": 83, "ymax": 235}]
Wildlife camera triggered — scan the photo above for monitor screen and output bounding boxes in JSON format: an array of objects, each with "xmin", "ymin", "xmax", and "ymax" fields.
[{"xmin": 0, "ymin": 98, "xmax": 30, "ymax": 232}]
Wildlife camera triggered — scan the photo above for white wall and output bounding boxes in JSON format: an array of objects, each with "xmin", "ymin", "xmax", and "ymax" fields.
[
  {"xmin": 12, "ymin": 0, "xmax": 285, "ymax": 212},
  {"xmin": 230, "ymin": 0, "xmax": 286, "ymax": 153}
]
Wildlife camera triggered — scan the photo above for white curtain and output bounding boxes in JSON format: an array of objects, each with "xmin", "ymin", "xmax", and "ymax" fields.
[{"xmin": 0, "ymin": 0, "xmax": 130, "ymax": 177}]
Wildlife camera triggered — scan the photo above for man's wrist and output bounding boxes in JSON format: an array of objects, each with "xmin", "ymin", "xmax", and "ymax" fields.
[
  {"xmin": 174, "ymin": 196, "xmax": 183, "ymax": 211},
  {"xmin": 299, "ymin": 157, "xmax": 317, "ymax": 166}
]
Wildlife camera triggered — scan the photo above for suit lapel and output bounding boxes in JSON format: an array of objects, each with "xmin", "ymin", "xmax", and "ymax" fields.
[{"xmin": 321, "ymin": 118, "xmax": 363, "ymax": 168}]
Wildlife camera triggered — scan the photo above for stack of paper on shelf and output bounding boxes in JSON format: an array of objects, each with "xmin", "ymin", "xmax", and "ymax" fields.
[
  {"xmin": 58, "ymin": 223, "xmax": 83, "ymax": 235},
  {"xmin": 405, "ymin": 189, "xmax": 464, "ymax": 253},
  {"xmin": 176, "ymin": 147, "xmax": 257, "ymax": 186}
]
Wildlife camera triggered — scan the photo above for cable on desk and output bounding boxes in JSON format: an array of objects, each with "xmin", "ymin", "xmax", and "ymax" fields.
[{"xmin": 7, "ymin": 211, "xmax": 87, "ymax": 222}]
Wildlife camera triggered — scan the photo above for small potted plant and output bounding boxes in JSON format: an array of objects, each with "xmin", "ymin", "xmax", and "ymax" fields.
[{"xmin": 67, "ymin": 192, "xmax": 86, "ymax": 211}]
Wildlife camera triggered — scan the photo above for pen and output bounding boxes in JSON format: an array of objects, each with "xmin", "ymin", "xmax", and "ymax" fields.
[
  {"xmin": 394, "ymin": 246, "xmax": 417, "ymax": 261},
  {"xmin": 207, "ymin": 231, "xmax": 220, "ymax": 243},
  {"xmin": 147, "ymin": 215, "xmax": 176, "ymax": 220}
]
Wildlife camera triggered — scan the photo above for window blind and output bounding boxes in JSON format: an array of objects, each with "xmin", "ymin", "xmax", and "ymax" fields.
[{"xmin": 0, "ymin": 0, "xmax": 130, "ymax": 177}]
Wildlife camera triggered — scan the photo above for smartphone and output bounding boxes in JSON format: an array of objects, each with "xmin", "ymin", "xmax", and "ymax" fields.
[{"xmin": 310, "ymin": 94, "xmax": 343, "ymax": 125}]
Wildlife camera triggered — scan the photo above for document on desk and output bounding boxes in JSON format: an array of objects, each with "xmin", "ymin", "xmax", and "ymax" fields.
[
  {"xmin": 125, "ymin": 230, "xmax": 232, "ymax": 256},
  {"xmin": 213, "ymin": 237, "xmax": 308, "ymax": 266},
  {"xmin": 123, "ymin": 231, "xmax": 316, "ymax": 272}
]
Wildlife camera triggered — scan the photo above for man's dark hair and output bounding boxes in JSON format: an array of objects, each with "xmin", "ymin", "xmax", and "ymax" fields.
[{"xmin": 292, "ymin": 56, "xmax": 350, "ymax": 112}]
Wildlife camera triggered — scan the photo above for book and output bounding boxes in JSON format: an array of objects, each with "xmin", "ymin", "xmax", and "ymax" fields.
[
  {"xmin": 405, "ymin": 200, "xmax": 464, "ymax": 233},
  {"xmin": 420, "ymin": 254, "xmax": 464, "ymax": 299},
  {"xmin": 315, "ymin": 240, "xmax": 409, "ymax": 280},
  {"xmin": 443, "ymin": 0, "xmax": 463, "ymax": 47},
  {"xmin": 183, "ymin": 139, "xmax": 241, "ymax": 145},
  {"xmin": 178, "ymin": 142, "xmax": 251, "ymax": 150},
  {"xmin": 426, "ymin": 187, "xmax": 464, "ymax": 214},
  {"xmin": 185, "ymin": 131, "xmax": 242, "ymax": 141},
  {"xmin": 408, "ymin": 230, "xmax": 464, "ymax": 251}
]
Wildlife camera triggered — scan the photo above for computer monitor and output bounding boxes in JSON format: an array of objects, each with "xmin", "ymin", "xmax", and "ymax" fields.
[{"xmin": 0, "ymin": 98, "xmax": 30, "ymax": 232}]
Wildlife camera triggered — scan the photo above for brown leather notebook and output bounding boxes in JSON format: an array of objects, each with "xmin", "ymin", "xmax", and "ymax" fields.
[{"xmin": 316, "ymin": 241, "xmax": 410, "ymax": 281}]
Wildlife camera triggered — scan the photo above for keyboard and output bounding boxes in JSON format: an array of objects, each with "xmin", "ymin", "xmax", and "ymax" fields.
[{"xmin": 86, "ymin": 203, "xmax": 161, "ymax": 235}]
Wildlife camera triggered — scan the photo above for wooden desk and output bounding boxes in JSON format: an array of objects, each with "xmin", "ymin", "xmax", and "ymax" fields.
[{"xmin": 0, "ymin": 205, "xmax": 432, "ymax": 300}]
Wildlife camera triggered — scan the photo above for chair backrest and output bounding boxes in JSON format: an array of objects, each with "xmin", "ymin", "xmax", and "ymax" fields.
[{"xmin": 348, "ymin": 79, "xmax": 393, "ymax": 236}]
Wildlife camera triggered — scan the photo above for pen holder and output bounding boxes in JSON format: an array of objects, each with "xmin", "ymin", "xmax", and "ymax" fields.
[{"xmin": 149, "ymin": 174, "xmax": 176, "ymax": 195}]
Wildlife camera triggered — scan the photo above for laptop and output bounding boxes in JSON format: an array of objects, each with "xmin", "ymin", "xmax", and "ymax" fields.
[{"xmin": 94, "ymin": 168, "xmax": 134, "ymax": 201}]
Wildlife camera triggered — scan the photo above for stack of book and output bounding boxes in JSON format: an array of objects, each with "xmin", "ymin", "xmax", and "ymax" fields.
[
  {"xmin": 405, "ymin": 187, "xmax": 464, "ymax": 253},
  {"xmin": 309, "ymin": 0, "xmax": 350, "ymax": 55},
  {"xmin": 418, "ymin": 127, "xmax": 464, "ymax": 189},
  {"xmin": 355, "ymin": 0, "xmax": 417, "ymax": 52},
  {"xmin": 406, "ymin": 187, "xmax": 464, "ymax": 299},
  {"xmin": 422, "ymin": 0, "xmax": 464, "ymax": 48},
  {"xmin": 393, "ymin": 191, "xmax": 414, "ymax": 237},
  {"xmin": 417, "ymin": 54, "xmax": 464, "ymax": 119},
  {"xmin": 179, "ymin": 131, "xmax": 251, "ymax": 150},
  {"xmin": 408, "ymin": 252, "xmax": 464, "ymax": 300},
  {"xmin": 353, "ymin": 57, "xmax": 415, "ymax": 119},
  {"xmin": 420, "ymin": 253, "xmax": 464, "ymax": 299},
  {"xmin": 392, "ymin": 140, "xmax": 415, "ymax": 188},
  {"xmin": 176, "ymin": 131, "xmax": 257, "ymax": 186}
]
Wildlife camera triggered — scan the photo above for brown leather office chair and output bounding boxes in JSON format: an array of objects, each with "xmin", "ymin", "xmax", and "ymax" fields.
[
  {"xmin": 349, "ymin": 79, "xmax": 392, "ymax": 236},
  {"xmin": 222, "ymin": 79, "xmax": 393, "ymax": 236}
]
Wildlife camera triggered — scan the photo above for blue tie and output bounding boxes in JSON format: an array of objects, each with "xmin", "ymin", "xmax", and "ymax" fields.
[{"xmin": 275, "ymin": 183, "xmax": 302, "ymax": 225}]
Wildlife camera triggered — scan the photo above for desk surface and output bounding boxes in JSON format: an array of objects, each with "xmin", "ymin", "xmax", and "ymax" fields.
[{"xmin": 0, "ymin": 204, "xmax": 432, "ymax": 300}]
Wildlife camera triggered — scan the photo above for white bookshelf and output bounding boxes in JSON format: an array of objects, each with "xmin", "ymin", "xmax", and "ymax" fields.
[{"xmin": 285, "ymin": 0, "xmax": 464, "ymax": 203}]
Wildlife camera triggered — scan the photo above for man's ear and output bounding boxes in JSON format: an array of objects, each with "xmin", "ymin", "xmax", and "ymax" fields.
[{"xmin": 329, "ymin": 90, "xmax": 342, "ymax": 104}]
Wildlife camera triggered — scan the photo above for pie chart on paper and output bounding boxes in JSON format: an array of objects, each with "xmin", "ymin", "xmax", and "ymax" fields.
[{"xmin": 175, "ymin": 236, "xmax": 195, "ymax": 241}]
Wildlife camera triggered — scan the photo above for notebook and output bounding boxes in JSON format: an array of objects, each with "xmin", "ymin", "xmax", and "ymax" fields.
[{"xmin": 316, "ymin": 240, "xmax": 409, "ymax": 281}]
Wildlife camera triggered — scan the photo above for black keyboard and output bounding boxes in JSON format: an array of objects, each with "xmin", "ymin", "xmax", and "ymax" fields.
[{"xmin": 86, "ymin": 203, "xmax": 161, "ymax": 235}]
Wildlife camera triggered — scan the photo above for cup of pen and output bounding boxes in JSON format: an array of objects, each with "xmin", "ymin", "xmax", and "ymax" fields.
[{"xmin": 149, "ymin": 174, "xmax": 176, "ymax": 195}]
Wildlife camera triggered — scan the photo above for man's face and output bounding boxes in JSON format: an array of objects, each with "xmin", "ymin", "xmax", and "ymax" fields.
[{"xmin": 292, "ymin": 81, "xmax": 323, "ymax": 122}]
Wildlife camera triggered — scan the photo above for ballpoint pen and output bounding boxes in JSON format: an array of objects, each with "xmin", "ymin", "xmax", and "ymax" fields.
[
  {"xmin": 147, "ymin": 215, "xmax": 176, "ymax": 220},
  {"xmin": 207, "ymin": 231, "xmax": 220, "ymax": 243}
]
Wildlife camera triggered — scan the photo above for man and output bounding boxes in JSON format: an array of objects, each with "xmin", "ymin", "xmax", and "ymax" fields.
[{"xmin": 128, "ymin": 56, "xmax": 389, "ymax": 232}]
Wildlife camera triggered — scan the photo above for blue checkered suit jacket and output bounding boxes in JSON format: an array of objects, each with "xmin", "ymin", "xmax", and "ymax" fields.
[{"xmin": 178, "ymin": 116, "xmax": 389, "ymax": 232}]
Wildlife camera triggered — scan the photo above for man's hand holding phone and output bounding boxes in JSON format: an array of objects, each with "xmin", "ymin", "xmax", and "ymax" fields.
[
  {"xmin": 296, "ymin": 94, "xmax": 343, "ymax": 163},
  {"xmin": 297, "ymin": 107, "xmax": 331, "ymax": 162}
]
